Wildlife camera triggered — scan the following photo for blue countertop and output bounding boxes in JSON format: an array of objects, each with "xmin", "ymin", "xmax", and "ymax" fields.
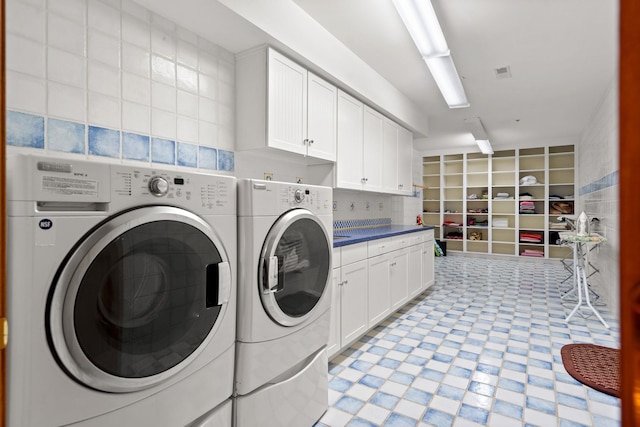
[{"xmin": 333, "ymin": 225, "xmax": 435, "ymax": 248}]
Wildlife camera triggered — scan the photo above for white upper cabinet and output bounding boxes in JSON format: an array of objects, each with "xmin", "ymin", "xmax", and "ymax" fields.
[
  {"xmin": 336, "ymin": 92, "xmax": 412, "ymax": 195},
  {"xmin": 307, "ymin": 73, "xmax": 338, "ymax": 160},
  {"xmin": 237, "ymin": 47, "xmax": 337, "ymax": 162},
  {"xmin": 381, "ymin": 118, "xmax": 413, "ymax": 195},
  {"xmin": 397, "ymin": 125, "xmax": 413, "ymax": 193},
  {"xmin": 382, "ymin": 118, "xmax": 399, "ymax": 193},
  {"xmin": 336, "ymin": 90, "xmax": 364, "ymax": 190},
  {"xmin": 362, "ymin": 106, "xmax": 384, "ymax": 192},
  {"xmin": 267, "ymin": 52, "xmax": 307, "ymax": 155}
]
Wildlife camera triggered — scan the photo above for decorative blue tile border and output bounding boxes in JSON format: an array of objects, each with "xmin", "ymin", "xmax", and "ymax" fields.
[
  {"xmin": 199, "ymin": 146, "xmax": 218, "ymax": 170},
  {"xmin": 122, "ymin": 133, "xmax": 150, "ymax": 161},
  {"xmin": 579, "ymin": 170, "xmax": 618, "ymax": 196},
  {"xmin": 151, "ymin": 137, "xmax": 176, "ymax": 165},
  {"xmin": 218, "ymin": 149, "xmax": 234, "ymax": 172},
  {"xmin": 89, "ymin": 126, "xmax": 121, "ymax": 158},
  {"xmin": 5, "ymin": 110, "xmax": 234, "ymax": 171},
  {"xmin": 48, "ymin": 118, "xmax": 84, "ymax": 154},
  {"xmin": 334, "ymin": 218, "xmax": 392, "ymax": 231},
  {"xmin": 7, "ymin": 111, "xmax": 44, "ymax": 149},
  {"xmin": 177, "ymin": 142, "xmax": 198, "ymax": 168}
]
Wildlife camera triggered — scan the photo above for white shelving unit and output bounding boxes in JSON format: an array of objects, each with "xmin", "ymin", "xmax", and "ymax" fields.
[{"xmin": 422, "ymin": 145, "xmax": 575, "ymax": 259}]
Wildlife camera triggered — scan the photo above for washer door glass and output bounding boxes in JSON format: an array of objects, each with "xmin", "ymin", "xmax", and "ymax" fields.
[
  {"xmin": 259, "ymin": 209, "xmax": 330, "ymax": 327},
  {"xmin": 49, "ymin": 207, "xmax": 232, "ymax": 392}
]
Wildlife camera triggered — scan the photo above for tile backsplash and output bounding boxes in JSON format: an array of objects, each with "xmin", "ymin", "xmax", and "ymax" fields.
[{"xmin": 6, "ymin": 0, "xmax": 234, "ymax": 171}]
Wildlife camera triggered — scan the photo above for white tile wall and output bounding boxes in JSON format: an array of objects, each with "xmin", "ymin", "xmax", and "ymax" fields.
[
  {"xmin": 6, "ymin": 0, "xmax": 235, "ymax": 171},
  {"xmin": 577, "ymin": 80, "xmax": 619, "ymax": 317}
]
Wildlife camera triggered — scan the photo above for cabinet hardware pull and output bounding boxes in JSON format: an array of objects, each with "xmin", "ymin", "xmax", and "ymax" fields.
[
  {"xmin": 309, "ymin": 139, "xmax": 314, "ymax": 144},
  {"xmin": 303, "ymin": 138, "xmax": 309, "ymax": 145}
]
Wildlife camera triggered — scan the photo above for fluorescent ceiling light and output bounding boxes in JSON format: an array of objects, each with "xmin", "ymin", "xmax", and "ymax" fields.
[
  {"xmin": 392, "ymin": 0, "xmax": 470, "ymax": 109},
  {"xmin": 465, "ymin": 117, "xmax": 493, "ymax": 154},
  {"xmin": 424, "ymin": 56, "xmax": 469, "ymax": 108},
  {"xmin": 391, "ymin": 0, "xmax": 449, "ymax": 57},
  {"xmin": 476, "ymin": 139, "xmax": 493, "ymax": 155}
]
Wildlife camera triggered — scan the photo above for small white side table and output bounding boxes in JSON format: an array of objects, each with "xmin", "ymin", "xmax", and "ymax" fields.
[{"xmin": 559, "ymin": 232, "xmax": 609, "ymax": 328}]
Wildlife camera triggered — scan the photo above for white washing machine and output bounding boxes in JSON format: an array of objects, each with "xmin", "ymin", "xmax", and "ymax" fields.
[
  {"xmin": 234, "ymin": 179, "xmax": 333, "ymax": 427},
  {"xmin": 7, "ymin": 154, "xmax": 237, "ymax": 427}
]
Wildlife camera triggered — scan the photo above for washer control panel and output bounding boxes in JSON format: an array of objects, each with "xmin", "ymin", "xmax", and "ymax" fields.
[{"xmin": 111, "ymin": 165, "xmax": 236, "ymax": 214}]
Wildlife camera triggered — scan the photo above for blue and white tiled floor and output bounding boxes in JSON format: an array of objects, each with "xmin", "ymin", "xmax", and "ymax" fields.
[{"xmin": 317, "ymin": 256, "xmax": 620, "ymax": 427}]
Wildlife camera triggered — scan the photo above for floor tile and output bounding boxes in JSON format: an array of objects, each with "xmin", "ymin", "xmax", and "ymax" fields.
[{"xmin": 319, "ymin": 256, "xmax": 621, "ymax": 427}]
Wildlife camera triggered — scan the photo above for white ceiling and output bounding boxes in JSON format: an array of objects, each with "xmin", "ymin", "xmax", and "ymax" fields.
[
  {"xmin": 293, "ymin": 0, "xmax": 618, "ymax": 151},
  {"xmin": 136, "ymin": 0, "xmax": 618, "ymax": 152}
]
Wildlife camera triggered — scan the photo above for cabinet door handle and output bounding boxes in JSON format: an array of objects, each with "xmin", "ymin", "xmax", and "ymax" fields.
[
  {"xmin": 309, "ymin": 139, "xmax": 314, "ymax": 144},
  {"xmin": 343, "ymin": 280, "xmax": 348, "ymax": 286},
  {"xmin": 303, "ymin": 138, "xmax": 309, "ymax": 145}
]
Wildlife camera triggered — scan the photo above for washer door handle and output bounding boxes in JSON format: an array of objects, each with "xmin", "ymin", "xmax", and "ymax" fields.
[
  {"xmin": 206, "ymin": 261, "xmax": 231, "ymax": 307},
  {"xmin": 261, "ymin": 255, "xmax": 282, "ymax": 294}
]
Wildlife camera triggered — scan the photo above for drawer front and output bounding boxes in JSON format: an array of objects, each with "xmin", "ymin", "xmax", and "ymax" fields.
[
  {"xmin": 341, "ymin": 243, "xmax": 368, "ymax": 265},
  {"xmin": 423, "ymin": 229, "xmax": 435, "ymax": 242},
  {"xmin": 406, "ymin": 233, "xmax": 424, "ymax": 246},
  {"xmin": 367, "ymin": 237, "xmax": 393, "ymax": 257}
]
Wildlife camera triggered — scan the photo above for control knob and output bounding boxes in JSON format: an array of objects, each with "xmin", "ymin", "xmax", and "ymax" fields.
[
  {"xmin": 148, "ymin": 176, "xmax": 169, "ymax": 197},
  {"xmin": 294, "ymin": 189, "xmax": 305, "ymax": 203}
]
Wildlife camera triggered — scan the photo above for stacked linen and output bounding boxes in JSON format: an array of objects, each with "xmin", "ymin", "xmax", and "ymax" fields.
[
  {"xmin": 520, "ymin": 248, "xmax": 544, "ymax": 257},
  {"xmin": 519, "ymin": 231, "xmax": 543, "ymax": 243},
  {"xmin": 494, "ymin": 192, "xmax": 512, "ymax": 199},
  {"xmin": 519, "ymin": 201, "xmax": 536, "ymax": 214}
]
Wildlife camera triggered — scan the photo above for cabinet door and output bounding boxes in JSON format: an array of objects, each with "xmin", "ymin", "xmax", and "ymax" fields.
[
  {"xmin": 267, "ymin": 50, "xmax": 307, "ymax": 155},
  {"xmin": 336, "ymin": 91, "xmax": 364, "ymax": 190},
  {"xmin": 362, "ymin": 106, "xmax": 383, "ymax": 191},
  {"xmin": 368, "ymin": 254, "xmax": 391, "ymax": 325},
  {"xmin": 382, "ymin": 119, "xmax": 399, "ymax": 192},
  {"xmin": 390, "ymin": 248, "xmax": 409, "ymax": 311},
  {"xmin": 423, "ymin": 239, "xmax": 435, "ymax": 290},
  {"xmin": 397, "ymin": 126, "xmax": 413, "ymax": 194},
  {"xmin": 408, "ymin": 244, "xmax": 423, "ymax": 298},
  {"xmin": 327, "ymin": 267, "xmax": 341, "ymax": 358},
  {"xmin": 340, "ymin": 260, "xmax": 368, "ymax": 347},
  {"xmin": 307, "ymin": 72, "xmax": 337, "ymax": 161}
]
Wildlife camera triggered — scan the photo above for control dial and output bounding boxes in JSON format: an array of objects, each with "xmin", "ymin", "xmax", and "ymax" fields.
[
  {"xmin": 294, "ymin": 189, "xmax": 305, "ymax": 203},
  {"xmin": 148, "ymin": 176, "xmax": 169, "ymax": 197}
]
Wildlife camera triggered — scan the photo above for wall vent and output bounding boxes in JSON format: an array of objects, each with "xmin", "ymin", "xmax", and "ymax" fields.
[{"xmin": 495, "ymin": 65, "xmax": 512, "ymax": 79}]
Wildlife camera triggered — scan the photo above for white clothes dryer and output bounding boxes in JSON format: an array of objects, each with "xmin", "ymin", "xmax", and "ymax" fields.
[
  {"xmin": 7, "ymin": 154, "xmax": 237, "ymax": 427},
  {"xmin": 234, "ymin": 179, "xmax": 333, "ymax": 427}
]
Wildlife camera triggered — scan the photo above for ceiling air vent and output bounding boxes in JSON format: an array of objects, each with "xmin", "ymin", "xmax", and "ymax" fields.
[{"xmin": 494, "ymin": 65, "xmax": 512, "ymax": 79}]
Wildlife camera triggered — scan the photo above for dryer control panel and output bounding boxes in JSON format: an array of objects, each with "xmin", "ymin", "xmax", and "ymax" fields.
[{"xmin": 237, "ymin": 179, "xmax": 332, "ymax": 216}]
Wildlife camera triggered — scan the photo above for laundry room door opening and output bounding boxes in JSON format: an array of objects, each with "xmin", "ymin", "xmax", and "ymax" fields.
[
  {"xmin": 259, "ymin": 209, "xmax": 331, "ymax": 327},
  {"xmin": 48, "ymin": 207, "xmax": 231, "ymax": 393}
]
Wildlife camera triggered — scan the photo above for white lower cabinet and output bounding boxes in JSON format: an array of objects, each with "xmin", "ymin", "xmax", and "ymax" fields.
[
  {"xmin": 390, "ymin": 248, "xmax": 409, "ymax": 312},
  {"xmin": 329, "ymin": 230, "xmax": 435, "ymax": 359},
  {"xmin": 368, "ymin": 253, "xmax": 391, "ymax": 325},
  {"xmin": 408, "ymin": 243, "xmax": 423, "ymax": 298},
  {"xmin": 423, "ymin": 231, "xmax": 435, "ymax": 289},
  {"xmin": 338, "ymin": 260, "xmax": 369, "ymax": 348}
]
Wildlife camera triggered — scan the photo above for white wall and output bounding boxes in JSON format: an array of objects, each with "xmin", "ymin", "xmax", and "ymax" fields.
[
  {"xmin": 6, "ymin": 0, "xmax": 235, "ymax": 172},
  {"xmin": 576, "ymin": 80, "xmax": 619, "ymax": 317}
]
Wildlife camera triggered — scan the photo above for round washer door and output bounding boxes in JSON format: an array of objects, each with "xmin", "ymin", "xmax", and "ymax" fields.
[
  {"xmin": 258, "ymin": 208, "xmax": 331, "ymax": 327},
  {"xmin": 48, "ymin": 206, "xmax": 232, "ymax": 393}
]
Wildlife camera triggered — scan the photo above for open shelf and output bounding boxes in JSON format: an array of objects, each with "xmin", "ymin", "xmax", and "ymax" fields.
[{"xmin": 423, "ymin": 145, "xmax": 575, "ymax": 259}]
